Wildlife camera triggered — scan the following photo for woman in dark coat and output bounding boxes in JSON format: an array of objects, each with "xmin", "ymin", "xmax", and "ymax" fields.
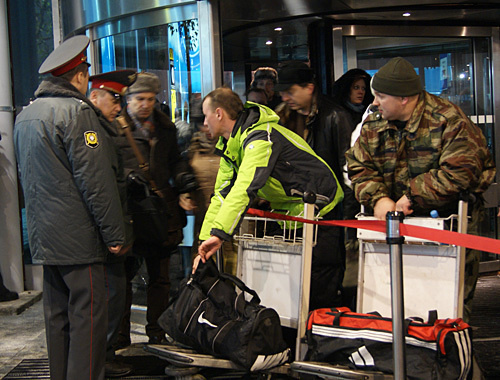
[
  {"xmin": 331, "ymin": 68, "xmax": 373, "ymax": 311},
  {"xmin": 332, "ymin": 68, "xmax": 374, "ymax": 126}
]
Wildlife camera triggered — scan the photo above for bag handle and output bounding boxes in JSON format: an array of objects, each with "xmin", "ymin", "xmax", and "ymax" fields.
[
  {"xmin": 219, "ymin": 271, "xmax": 261, "ymax": 305},
  {"xmin": 330, "ymin": 307, "xmax": 349, "ymax": 326},
  {"xmin": 116, "ymin": 116, "xmax": 159, "ymax": 191}
]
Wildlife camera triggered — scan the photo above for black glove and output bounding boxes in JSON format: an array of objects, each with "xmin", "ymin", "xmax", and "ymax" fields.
[{"xmin": 127, "ymin": 171, "xmax": 149, "ymax": 198}]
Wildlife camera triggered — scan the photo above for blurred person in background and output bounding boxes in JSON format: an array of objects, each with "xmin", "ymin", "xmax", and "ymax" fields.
[
  {"xmin": 332, "ymin": 69, "xmax": 374, "ymax": 126},
  {"xmin": 251, "ymin": 67, "xmax": 282, "ymax": 109},
  {"xmin": 275, "ymin": 61, "xmax": 353, "ymax": 309},
  {"xmin": 331, "ymin": 68, "xmax": 374, "ymax": 310},
  {"xmin": 245, "ymin": 87, "xmax": 268, "ymax": 106}
]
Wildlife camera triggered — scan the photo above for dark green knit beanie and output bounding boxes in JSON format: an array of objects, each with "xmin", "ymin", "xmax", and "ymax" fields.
[{"xmin": 371, "ymin": 57, "xmax": 423, "ymax": 96}]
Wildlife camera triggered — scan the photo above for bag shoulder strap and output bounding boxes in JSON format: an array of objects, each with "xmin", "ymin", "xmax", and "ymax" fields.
[{"xmin": 116, "ymin": 116, "xmax": 158, "ymax": 191}]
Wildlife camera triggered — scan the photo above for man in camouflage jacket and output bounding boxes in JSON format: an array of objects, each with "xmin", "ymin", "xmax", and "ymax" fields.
[{"xmin": 346, "ymin": 57, "xmax": 495, "ymax": 321}]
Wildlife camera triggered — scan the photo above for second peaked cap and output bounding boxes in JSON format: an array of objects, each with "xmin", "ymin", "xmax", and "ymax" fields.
[{"xmin": 90, "ymin": 70, "xmax": 137, "ymax": 96}]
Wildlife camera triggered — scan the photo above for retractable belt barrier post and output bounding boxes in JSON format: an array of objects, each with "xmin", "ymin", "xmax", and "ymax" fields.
[{"xmin": 386, "ymin": 211, "xmax": 406, "ymax": 380}]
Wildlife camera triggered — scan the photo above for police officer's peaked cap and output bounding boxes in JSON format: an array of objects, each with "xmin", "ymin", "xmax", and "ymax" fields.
[
  {"xmin": 90, "ymin": 70, "xmax": 137, "ymax": 97},
  {"xmin": 39, "ymin": 35, "xmax": 90, "ymax": 76}
]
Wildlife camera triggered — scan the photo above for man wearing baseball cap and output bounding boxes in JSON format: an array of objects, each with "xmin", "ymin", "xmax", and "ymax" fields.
[
  {"xmin": 89, "ymin": 69, "xmax": 137, "ymax": 377},
  {"xmin": 346, "ymin": 56, "xmax": 496, "ymax": 321},
  {"xmin": 14, "ymin": 36, "xmax": 125, "ymax": 380},
  {"xmin": 275, "ymin": 61, "xmax": 354, "ymax": 311}
]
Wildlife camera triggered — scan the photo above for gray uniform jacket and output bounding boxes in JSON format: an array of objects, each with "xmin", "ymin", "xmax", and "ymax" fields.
[{"xmin": 14, "ymin": 77, "xmax": 125, "ymax": 265}]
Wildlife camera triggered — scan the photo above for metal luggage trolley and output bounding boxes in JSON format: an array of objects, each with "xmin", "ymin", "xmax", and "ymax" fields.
[
  {"xmin": 235, "ymin": 196, "xmax": 317, "ymax": 362},
  {"xmin": 356, "ymin": 200, "xmax": 468, "ymax": 320},
  {"xmin": 237, "ymin": 197, "xmax": 394, "ymax": 380}
]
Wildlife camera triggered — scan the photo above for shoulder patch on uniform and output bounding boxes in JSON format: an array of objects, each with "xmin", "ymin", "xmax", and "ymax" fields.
[{"xmin": 84, "ymin": 131, "xmax": 99, "ymax": 148}]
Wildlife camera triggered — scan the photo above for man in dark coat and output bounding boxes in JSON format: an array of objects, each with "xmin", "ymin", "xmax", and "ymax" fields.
[
  {"xmin": 114, "ymin": 72, "xmax": 196, "ymax": 346},
  {"xmin": 275, "ymin": 61, "xmax": 354, "ymax": 310},
  {"xmin": 14, "ymin": 36, "xmax": 125, "ymax": 380},
  {"xmin": 89, "ymin": 69, "xmax": 136, "ymax": 377}
]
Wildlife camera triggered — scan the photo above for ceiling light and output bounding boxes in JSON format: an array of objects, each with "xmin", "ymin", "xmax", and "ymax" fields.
[
  {"xmin": 274, "ymin": 27, "xmax": 282, "ymax": 32},
  {"xmin": 266, "ymin": 40, "xmax": 273, "ymax": 45},
  {"xmin": 402, "ymin": 12, "xmax": 411, "ymax": 17}
]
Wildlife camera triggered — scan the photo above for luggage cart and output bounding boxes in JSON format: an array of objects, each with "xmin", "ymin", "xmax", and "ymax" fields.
[
  {"xmin": 356, "ymin": 201, "xmax": 468, "ymax": 320},
  {"xmin": 236, "ymin": 199, "xmax": 394, "ymax": 379}
]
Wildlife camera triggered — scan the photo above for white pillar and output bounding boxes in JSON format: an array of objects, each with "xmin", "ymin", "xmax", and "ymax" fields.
[{"xmin": 0, "ymin": 0, "xmax": 23, "ymax": 293}]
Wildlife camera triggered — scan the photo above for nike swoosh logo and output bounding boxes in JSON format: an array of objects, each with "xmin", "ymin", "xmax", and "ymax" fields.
[{"xmin": 197, "ymin": 311, "xmax": 217, "ymax": 328}]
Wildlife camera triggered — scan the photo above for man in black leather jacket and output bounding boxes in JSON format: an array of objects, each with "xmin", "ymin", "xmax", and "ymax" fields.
[{"xmin": 275, "ymin": 61, "xmax": 354, "ymax": 310}]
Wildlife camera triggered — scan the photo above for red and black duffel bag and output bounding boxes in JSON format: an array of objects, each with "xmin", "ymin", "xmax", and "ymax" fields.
[{"xmin": 306, "ymin": 307, "xmax": 472, "ymax": 380}]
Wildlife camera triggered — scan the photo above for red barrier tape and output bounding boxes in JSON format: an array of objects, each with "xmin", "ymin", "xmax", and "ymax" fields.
[{"xmin": 246, "ymin": 208, "xmax": 500, "ymax": 255}]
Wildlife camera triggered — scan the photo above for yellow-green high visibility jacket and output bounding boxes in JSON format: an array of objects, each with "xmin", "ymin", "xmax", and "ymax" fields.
[{"xmin": 200, "ymin": 102, "xmax": 343, "ymax": 241}]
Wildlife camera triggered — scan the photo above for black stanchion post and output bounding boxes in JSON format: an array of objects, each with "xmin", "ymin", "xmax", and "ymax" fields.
[{"xmin": 386, "ymin": 211, "xmax": 407, "ymax": 379}]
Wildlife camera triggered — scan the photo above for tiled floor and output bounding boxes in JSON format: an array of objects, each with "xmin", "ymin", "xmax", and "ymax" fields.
[
  {"xmin": 0, "ymin": 294, "xmax": 150, "ymax": 379},
  {"xmin": 1, "ymin": 274, "xmax": 500, "ymax": 379}
]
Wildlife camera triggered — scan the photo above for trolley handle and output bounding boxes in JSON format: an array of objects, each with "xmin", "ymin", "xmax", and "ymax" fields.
[{"xmin": 291, "ymin": 189, "xmax": 328, "ymax": 206}]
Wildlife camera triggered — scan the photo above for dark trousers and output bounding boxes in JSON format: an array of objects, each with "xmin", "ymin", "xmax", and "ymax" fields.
[
  {"xmin": 104, "ymin": 262, "xmax": 126, "ymax": 360},
  {"xmin": 119, "ymin": 243, "xmax": 184, "ymax": 342},
  {"xmin": 309, "ymin": 223, "xmax": 345, "ymax": 310},
  {"xmin": 43, "ymin": 264, "xmax": 107, "ymax": 380}
]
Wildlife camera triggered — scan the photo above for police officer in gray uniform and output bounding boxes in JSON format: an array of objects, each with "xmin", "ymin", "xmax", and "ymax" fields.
[
  {"xmin": 14, "ymin": 36, "xmax": 125, "ymax": 380},
  {"xmin": 89, "ymin": 70, "xmax": 136, "ymax": 377}
]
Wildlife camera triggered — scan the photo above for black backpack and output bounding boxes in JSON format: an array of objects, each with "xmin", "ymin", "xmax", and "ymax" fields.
[{"xmin": 158, "ymin": 259, "xmax": 290, "ymax": 371}]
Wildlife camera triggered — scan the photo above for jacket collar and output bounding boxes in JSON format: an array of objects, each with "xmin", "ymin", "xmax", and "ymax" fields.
[
  {"xmin": 368, "ymin": 92, "xmax": 425, "ymax": 136},
  {"xmin": 215, "ymin": 103, "xmax": 277, "ymax": 162}
]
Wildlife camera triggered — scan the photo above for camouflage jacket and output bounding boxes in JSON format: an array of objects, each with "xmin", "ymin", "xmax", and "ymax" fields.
[{"xmin": 346, "ymin": 91, "xmax": 496, "ymax": 217}]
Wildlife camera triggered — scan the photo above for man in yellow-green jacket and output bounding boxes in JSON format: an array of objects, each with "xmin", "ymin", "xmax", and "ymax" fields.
[{"xmin": 196, "ymin": 87, "xmax": 345, "ymax": 310}]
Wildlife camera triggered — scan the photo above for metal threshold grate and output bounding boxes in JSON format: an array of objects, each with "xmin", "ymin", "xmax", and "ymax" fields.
[{"xmin": 3, "ymin": 358, "xmax": 168, "ymax": 380}]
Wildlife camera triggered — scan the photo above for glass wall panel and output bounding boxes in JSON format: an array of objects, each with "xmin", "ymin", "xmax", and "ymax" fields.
[
  {"xmin": 356, "ymin": 38, "xmax": 476, "ymax": 116},
  {"xmin": 94, "ymin": 19, "xmax": 200, "ymax": 123}
]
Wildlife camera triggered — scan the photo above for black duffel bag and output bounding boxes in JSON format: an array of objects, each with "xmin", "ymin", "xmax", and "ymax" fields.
[{"xmin": 158, "ymin": 259, "xmax": 290, "ymax": 371}]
